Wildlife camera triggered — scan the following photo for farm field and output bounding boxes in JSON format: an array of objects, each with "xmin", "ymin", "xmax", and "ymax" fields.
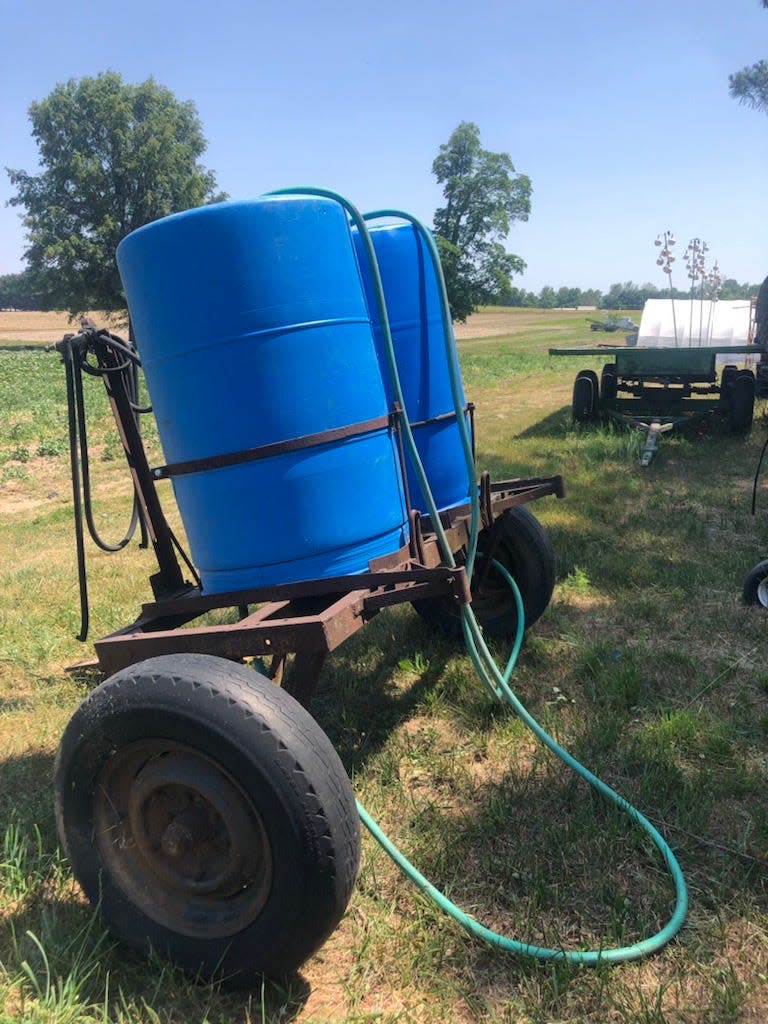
[
  {"xmin": 0, "ymin": 309, "xmax": 125, "ymax": 345},
  {"xmin": 0, "ymin": 305, "xmax": 595, "ymax": 345},
  {"xmin": 1, "ymin": 308, "xmax": 768, "ymax": 1023}
]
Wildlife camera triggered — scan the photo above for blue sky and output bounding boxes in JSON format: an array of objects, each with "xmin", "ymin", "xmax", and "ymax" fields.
[{"xmin": 1, "ymin": 0, "xmax": 766, "ymax": 293}]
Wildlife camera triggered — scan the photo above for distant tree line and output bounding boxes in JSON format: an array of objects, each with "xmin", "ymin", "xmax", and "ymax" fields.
[
  {"xmin": 0, "ymin": 268, "xmax": 47, "ymax": 310},
  {"xmin": 494, "ymin": 279, "xmax": 764, "ymax": 311},
  {"xmin": 2, "ymin": 266, "xmax": 762, "ymax": 314}
]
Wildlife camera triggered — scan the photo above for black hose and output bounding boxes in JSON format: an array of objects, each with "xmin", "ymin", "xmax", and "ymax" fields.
[
  {"xmin": 752, "ymin": 430, "xmax": 768, "ymax": 516},
  {"xmin": 60, "ymin": 329, "xmax": 149, "ymax": 639},
  {"xmin": 62, "ymin": 339, "xmax": 90, "ymax": 642},
  {"xmin": 72, "ymin": 349, "xmax": 142, "ymax": 553},
  {"xmin": 59, "ymin": 326, "xmax": 198, "ymax": 639}
]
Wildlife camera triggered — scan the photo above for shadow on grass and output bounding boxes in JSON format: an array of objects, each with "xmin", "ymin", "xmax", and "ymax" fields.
[
  {"xmin": 2, "ymin": 891, "xmax": 313, "ymax": 1022},
  {"xmin": 512, "ymin": 406, "xmax": 572, "ymax": 440},
  {"xmin": 499, "ymin": 401, "xmax": 752, "ymax": 445},
  {"xmin": 310, "ymin": 606, "xmax": 460, "ymax": 770},
  {"xmin": 1, "ymin": 751, "xmax": 312, "ymax": 1019},
  {"xmin": 0, "ymin": 750, "xmax": 58, "ymax": 845}
]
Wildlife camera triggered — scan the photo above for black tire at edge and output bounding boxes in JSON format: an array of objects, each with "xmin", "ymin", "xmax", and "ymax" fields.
[
  {"xmin": 573, "ymin": 373, "xmax": 596, "ymax": 423},
  {"xmin": 729, "ymin": 372, "xmax": 755, "ymax": 434},
  {"xmin": 600, "ymin": 363, "xmax": 618, "ymax": 404},
  {"xmin": 743, "ymin": 559, "xmax": 768, "ymax": 607}
]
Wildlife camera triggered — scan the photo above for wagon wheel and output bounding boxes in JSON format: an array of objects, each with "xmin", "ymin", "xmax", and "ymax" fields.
[
  {"xmin": 721, "ymin": 364, "xmax": 739, "ymax": 389},
  {"xmin": 412, "ymin": 505, "xmax": 556, "ymax": 639},
  {"xmin": 729, "ymin": 370, "xmax": 755, "ymax": 434},
  {"xmin": 572, "ymin": 370, "xmax": 597, "ymax": 423},
  {"xmin": 54, "ymin": 653, "xmax": 360, "ymax": 981},
  {"xmin": 600, "ymin": 363, "xmax": 618, "ymax": 415},
  {"xmin": 743, "ymin": 559, "xmax": 768, "ymax": 607}
]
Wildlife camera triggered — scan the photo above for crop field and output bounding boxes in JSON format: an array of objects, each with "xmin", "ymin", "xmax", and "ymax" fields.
[
  {"xmin": 0, "ymin": 310, "xmax": 126, "ymax": 345},
  {"xmin": 1, "ymin": 307, "xmax": 768, "ymax": 1023},
  {"xmin": 0, "ymin": 307, "xmax": 564, "ymax": 345}
]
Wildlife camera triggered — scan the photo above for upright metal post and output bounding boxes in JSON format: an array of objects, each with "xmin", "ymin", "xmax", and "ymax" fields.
[{"xmin": 95, "ymin": 335, "xmax": 187, "ymax": 598}]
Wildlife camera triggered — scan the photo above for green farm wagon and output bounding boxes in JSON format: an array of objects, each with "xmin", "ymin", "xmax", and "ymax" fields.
[{"xmin": 550, "ymin": 343, "xmax": 767, "ymax": 466}]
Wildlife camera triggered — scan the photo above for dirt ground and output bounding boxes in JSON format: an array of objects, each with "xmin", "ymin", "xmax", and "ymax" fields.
[
  {"xmin": 0, "ymin": 310, "xmax": 124, "ymax": 342},
  {"xmin": 452, "ymin": 307, "xmax": 578, "ymax": 339}
]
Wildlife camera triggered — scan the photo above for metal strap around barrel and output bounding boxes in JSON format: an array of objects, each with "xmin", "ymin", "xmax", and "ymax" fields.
[
  {"xmin": 407, "ymin": 403, "xmax": 473, "ymax": 431},
  {"xmin": 152, "ymin": 413, "xmax": 392, "ymax": 480}
]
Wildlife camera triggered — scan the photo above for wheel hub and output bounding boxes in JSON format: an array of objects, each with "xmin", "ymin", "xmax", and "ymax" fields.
[{"xmin": 94, "ymin": 740, "xmax": 273, "ymax": 938}]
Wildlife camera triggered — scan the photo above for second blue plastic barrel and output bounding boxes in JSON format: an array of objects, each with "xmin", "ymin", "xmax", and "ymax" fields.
[
  {"xmin": 353, "ymin": 222, "xmax": 470, "ymax": 513},
  {"xmin": 116, "ymin": 196, "xmax": 409, "ymax": 594}
]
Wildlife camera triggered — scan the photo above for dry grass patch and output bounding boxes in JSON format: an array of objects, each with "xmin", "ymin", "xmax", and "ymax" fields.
[{"xmin": 0, "ymin": 310, "xmax": 122, "ymax": 344}]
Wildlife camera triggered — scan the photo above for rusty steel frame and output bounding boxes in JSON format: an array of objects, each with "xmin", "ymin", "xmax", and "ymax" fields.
[{"xmin": 76, "ymin": 328, "xmax": 564, "ymax": 705}]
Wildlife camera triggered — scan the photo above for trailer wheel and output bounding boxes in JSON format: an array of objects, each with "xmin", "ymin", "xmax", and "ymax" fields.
[
  {"xmin": 572, "ymin": 370, "xmax": 599, "ymax": 423},
  {"xmin": 54, "ymin": 654, "xmax": 360, "ymax": 981},
  {"xmin": 600, "ymin": 363, "xmax": 618, "ymax": 410},
  {"xmin": 412, "ymin": 505, "xmax": 556, "ymax": 639},
  {"xmin": 744, "ymin": 559, "xmax": 768, "ymax": 607},
  {"xmin": 729, "ymin": 371, "xmax": 755, "ymax": 434},
  {"xmin": 721, "ymin": 364, "xmax": 738, "ymax": 389}
]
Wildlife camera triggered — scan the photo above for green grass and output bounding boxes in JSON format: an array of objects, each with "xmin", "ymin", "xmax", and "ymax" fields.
[{"xmin": 2, "ymin": 309, "xmax": 768, "ymax": 1022}]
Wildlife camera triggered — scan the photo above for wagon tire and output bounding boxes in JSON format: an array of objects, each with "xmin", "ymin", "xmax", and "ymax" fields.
[
  {"xmin": 412, "ymin": 505, "xmax": 556, "ymax": 639},
  {"xmin": 573, "ymin": 371, "xmax": 596, "ymax": 423},
  {"xmin": 729, "ymin": 371, "xmax": 755, "ymax": 434},
  {"xmin": 721, "ymin": 364, "xmax": 738, "ymax": 390},
  {"xmin": 743, "ymin": 559, "xmax": 768, "ymax": 607},
  {"xmin": 54, "ymin": 653, "xmax": 360, "ymax": 982},
  {"xmin": 600, "ymin": 363, "xmax": 618, "ymax": 412}
]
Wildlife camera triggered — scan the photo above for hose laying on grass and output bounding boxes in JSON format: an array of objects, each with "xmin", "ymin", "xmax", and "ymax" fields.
[
  {"xmin": 270, "ymin": 186, "xmax": 688, "ymax": 963},
  {"xmin": 271, "ymin": 187, "xmax": 691, "ymax": 963}
]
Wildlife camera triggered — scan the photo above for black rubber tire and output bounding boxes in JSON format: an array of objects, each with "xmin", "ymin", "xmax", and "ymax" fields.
[
  {"xmin": 600, "ymin": 363, "xmax": 618, "ymax": 404},
  {"xmin": 729, "ymin": 371, "xmax": 755, "ymax": 434},
  {"xmin": 412, "ymin": 505, "xmax": 556, "ymax": 639},
  {"xmin": 582, "ymin": 370, "xmax": 599, "ymax": 417},
  {"xmin": 572, "ymin": 372, "xmax": 596, "ymax": 423},
  {"xmin": 719, "ymin": 364, "xmax": 739, "ymax": 409},
  {"xmin": 54, "ymin": 653, "xmax": 360, "ymax": 981},
  {"xmin": 721, "ymin": 364, "xmax": 738, "ymax": 389},
  {"xmin": 743, "ymin": 559, "xmax": 768, "ymax": 607}
]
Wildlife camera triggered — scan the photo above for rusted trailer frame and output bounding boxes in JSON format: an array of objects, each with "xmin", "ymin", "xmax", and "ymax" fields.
[
  {"xmin": 93, "ymin": 474, "xmax": 564, "ymax": 703},
  {"xmin": 60, "ymin": 328, "xmax": 563, "ymax": 704}
]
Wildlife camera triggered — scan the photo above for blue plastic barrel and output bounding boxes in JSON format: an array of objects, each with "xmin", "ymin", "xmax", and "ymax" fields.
[
  {"xmin": 116, "ymin": 196, "xmax": 409, "ymax": 593},
  {"xmin": 353, "ymin": 222, "xmax": 470, "ymax": 513}
]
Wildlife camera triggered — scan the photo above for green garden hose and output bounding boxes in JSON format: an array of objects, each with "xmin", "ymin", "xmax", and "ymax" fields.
[{"xmin": 268, "ymin": 187, "xmax": 688, "ymax": 963}]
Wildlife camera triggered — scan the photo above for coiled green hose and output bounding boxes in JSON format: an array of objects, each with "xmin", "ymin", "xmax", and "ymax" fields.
[{"xmin": 267, "ymin": 187, "xmax": 688, "ymax": 963}]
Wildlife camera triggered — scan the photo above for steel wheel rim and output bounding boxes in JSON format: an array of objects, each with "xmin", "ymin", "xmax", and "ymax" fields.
[
  {"xmin": 757, "ymin": 577, "xmax": 768, "ymax": 608},
  {"xmin": 93, "ymin": 740, "xmax": 273, "ymax": 938},
  {"xmin": 470, "ymin": 550, "xmax": 520, "ymax": 622},
  {"xmin": 427, "ymin": 544, "xmax": 518, "ymax": 627}
]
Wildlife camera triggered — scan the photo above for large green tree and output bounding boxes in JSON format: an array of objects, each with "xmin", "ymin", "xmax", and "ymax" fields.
[
  {"xmin": 432, "ymin": 122, "xmax": 531, "ymax": 322},
  {"xmin": 6, "ymin": 71, "xmax": 224, "ymax": 316},
  {"xmin": 729, "ymin": 1, "xmax": 768, "ymax": 113}
]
